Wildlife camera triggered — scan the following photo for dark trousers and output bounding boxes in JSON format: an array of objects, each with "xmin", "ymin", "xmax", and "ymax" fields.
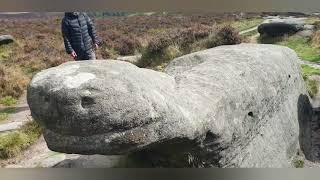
[{"xmin": 75, "ymin": 50, "xmax": 96, "ymax": 61}]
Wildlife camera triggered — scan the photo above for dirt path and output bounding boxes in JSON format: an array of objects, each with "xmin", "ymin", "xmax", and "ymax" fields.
[
  {"xmin": 239, "ymin": 26, "xmax": 258, "ymax": 35},
  {"xmin": 0, "ymin": 95, "xmax": 32, "ymax": 133}
]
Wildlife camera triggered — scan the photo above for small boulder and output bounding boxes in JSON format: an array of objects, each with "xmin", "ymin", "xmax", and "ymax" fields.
[
  {"xmin": 0, "ymin": 35, "xmax": 14, "ymax": 45},
  {"xmin": 258, "ymin": 22, "xmax": 302, "ymax": 37}
]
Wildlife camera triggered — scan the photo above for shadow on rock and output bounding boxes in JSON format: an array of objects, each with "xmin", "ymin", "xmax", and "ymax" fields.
[{"xmin": 297, "ymin": 94, "xmax": 316, "ymax": 161}]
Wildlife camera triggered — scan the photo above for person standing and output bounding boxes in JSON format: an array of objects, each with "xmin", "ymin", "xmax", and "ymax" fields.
[{"xmin": 61, "ymin": 12, "xmax": 100, "ymax": 60}]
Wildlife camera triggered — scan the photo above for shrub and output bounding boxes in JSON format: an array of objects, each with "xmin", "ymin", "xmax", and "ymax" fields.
[
  {"xmin": 140, "ymin": 24, "xmax": 242, "ymax": 69},
  {"xmin": 140, "ymin": 45, "xmax": 183, "ymax": 70},
  {"xmin": 146, "ymin": 24, "xmax": 214, "ymax": 55},
  {"xmin": 101, "ymin": 30, "xmax": 142, "ymax": 56},
  {"xmin": 114, "ymin": 35, "xmax": 141, "ymax": 55},
  {"xmin": 0, "ymin": 96, "xmax": 18, "ymax": 106},
  {"xmin": 146, "ymin": 32, "xmax": 173, "ymax": 54},
  {"xmin": 293, "ymin": 159, "xmax": 304, "ymax": 168},
  {"xmin": 208, "ymin": 25, "xmax": 242, "ymax": 47},
  {"xmin": 0, "ymin": 64, "xmax": 29, "ymax": 99}
]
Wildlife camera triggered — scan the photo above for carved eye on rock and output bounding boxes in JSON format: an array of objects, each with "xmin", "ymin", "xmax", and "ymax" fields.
[{"xmin": 81, "ymin": 96, "xmax": 95, "ymax": 108}]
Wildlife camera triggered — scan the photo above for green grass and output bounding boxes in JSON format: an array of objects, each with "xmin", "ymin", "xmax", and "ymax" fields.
[
  {"xmin": 0, "ymin": 44, "xmax": 13, "ymax": 61},
  {"xmin": 301, "ymin": 64, "xmax": 320, "ymax": 77},
  {"xmin": 230, "ymin": 18, "xmax": 263, "ymax": 32},
  {"xmin": 278, "ymin": 36, "xmax": 320, "ymax": 63},
  {"xmin": 301, "ymin": 64, "xmax": 320, "ymax": 98},
  {"xmin": 0, "ymin": 96, "xmax": 18, "ymax": 106},
  {"xmin": 0, "ymin": 121, "xmax": 42, "ymax": 159},
  {"xmin": 0, "ymin": 108, "xmax": 16, "ymax": 122},
  {"xmin": 293, "ymin": 159, "xmax": 305, "ymax": 168}
]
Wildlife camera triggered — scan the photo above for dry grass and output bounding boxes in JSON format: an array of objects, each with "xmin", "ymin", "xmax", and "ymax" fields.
[
  {"xmin": 312, "ymin": 30, "xmax": 320, "ymax": 48},
  {"xmin": 0, "ymin": 64, "xmax": 29, "ymax": 99},
  {"xmin": 138, "ymin": 25, "xmax": 243, "ymax": 69}
]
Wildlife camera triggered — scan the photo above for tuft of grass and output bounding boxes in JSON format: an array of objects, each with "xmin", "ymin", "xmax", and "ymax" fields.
[
  {"xmin": 301, "ymin": 64, "xmax": 320, "ymax": 98},
  {"xmin": 0, "ymin": 44, "xmax": 13, "ymax": 61},
  {"xmin": 0, "ymin": 120, "xmax": 42, "ymax": 159},
  {"xmin": 0, "ymin": 108, "xmax": 16, "ymax": 122},
  {"xmin": 293, "ymin": 159, "xmax": 305, "ymax": 168},
  {"xmin": 306, "ymin": 79, "xmax": 318, "ymax": 98},
  {"xmin": 0, "ymin": 96, "xmax": 18, "ymax": 106},
  {"xmin": 139, "ymin": 44, "xmax": 182, "ymax": 71}
]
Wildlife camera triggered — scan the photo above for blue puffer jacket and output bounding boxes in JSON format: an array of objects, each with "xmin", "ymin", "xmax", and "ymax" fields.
[{"xmin": 61, "ymin": 12, "xmax": 100, "ymax": 55}]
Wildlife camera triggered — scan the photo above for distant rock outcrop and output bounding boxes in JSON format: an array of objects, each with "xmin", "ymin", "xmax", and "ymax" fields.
[
  {"xmin": 0, "ymin": 35, "xmax": 14, "ymax": 45},
  {"xmin": 258, "ymin": 17, "xmax": 308, "ymax": 37},
  {"xmin": 27, "ymin": 44, "xmax": 311, "ymax": 167},
  {"xmin": 258, "ymin": 22, "xmax": 302, "ymax": 37}
]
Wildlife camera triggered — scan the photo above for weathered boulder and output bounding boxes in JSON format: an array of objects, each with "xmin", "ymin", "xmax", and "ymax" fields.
[
  {"xmin": 0, "ymin": 35, "xmax": 14, "ymax": 45},
  {"xmin": 27, "ymin": 44, "xmax": 310, "ymax": 167},
  {"xmin": 258, "ymin": 17, "xmax": 308, "ymax": 37},
  {"xmin": 258, "ymin": 22, "xmax": 302, "ymax": 37}
]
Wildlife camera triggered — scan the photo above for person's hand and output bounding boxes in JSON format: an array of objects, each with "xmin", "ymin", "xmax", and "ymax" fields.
[
  {"xmin": 95, "ymin": 43, "xmax": 99, "ymax": 49},
  {"xmin": 71, "ymin": 51, "xmax": 77, "ymax": 59}
]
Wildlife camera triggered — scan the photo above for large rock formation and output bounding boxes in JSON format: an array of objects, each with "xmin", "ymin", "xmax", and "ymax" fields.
[{"xmin": 27, "ymin": 44, "xmax": 311, "ymax": 167}]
